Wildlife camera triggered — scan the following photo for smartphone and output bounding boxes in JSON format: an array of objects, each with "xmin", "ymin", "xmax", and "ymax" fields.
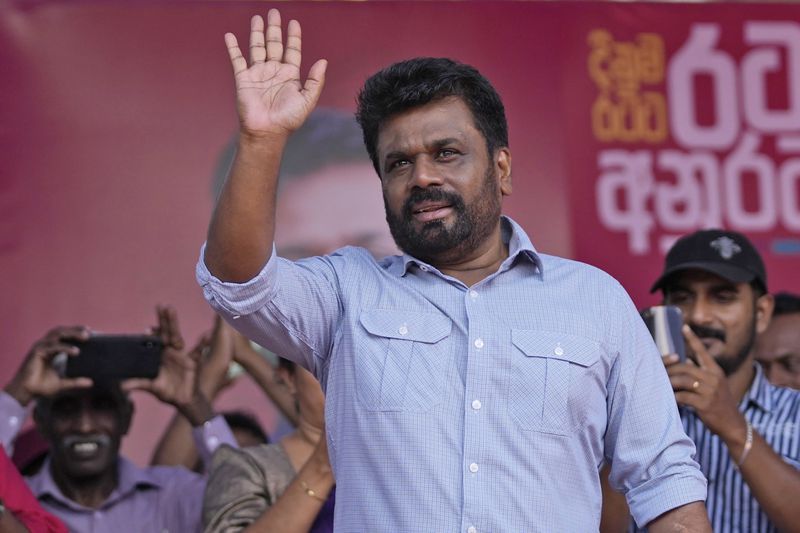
[
  {"xmin": 64, "ymin": 335, "xmax": 163, "ymax": 382},
  {"xmin": 640, "ymin": 306, "xmax": 687, "ymax": 363}
]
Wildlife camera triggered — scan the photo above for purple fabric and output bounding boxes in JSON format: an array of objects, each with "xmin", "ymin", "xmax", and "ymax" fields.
[
  {"xmin": 27, "ymin": 456, "xmax": 205, "ymax": 532},
  {"xmin": 310, "ymin": 486, "xmax": 335, "ymax": 533}
]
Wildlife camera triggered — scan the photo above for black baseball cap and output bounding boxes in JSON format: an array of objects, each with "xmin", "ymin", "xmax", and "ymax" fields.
[{"xmin": 650, "ymin": 229, "xmax": 767, "ymax": 293}]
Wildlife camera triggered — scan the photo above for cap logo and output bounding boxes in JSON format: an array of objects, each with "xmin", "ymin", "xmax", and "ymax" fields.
[{"xmin": 710, "ymin": 236, "xmax": 742, "ymax": 260}]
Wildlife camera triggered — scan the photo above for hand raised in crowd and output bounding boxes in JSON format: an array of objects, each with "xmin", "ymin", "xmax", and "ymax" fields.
[
  {"xmin": 225, "ymin": 8, "xmax": 327, "ymax": 137},
  {"xmin": 197, "ymin": 314, "xmax": 237, "ymax": 401},
  {"xmin": 4, "ymin": 326, "xmax": 93, "ymax": 406},
  {"xmin": 664, "ymin": 325, "xmax": 746, "ymax": 440},
  {"xmin": 121, "ymin": 305, "xmax": 213, "ymax": 426}
]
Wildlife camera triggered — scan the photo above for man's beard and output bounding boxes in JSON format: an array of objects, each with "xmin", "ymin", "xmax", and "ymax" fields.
[
  {"xmin": 384, "ymin": 167, "xmax": 501, "ymax": 264},
  {"xmin": 689, "ymin": 316, "xmax": 757, "ymax": 376}
]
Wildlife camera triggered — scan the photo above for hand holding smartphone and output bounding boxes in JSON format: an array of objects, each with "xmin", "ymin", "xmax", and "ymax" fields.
[{"xmin": 640, "ymin": 305, "xmax": 687, "ymax": 363}]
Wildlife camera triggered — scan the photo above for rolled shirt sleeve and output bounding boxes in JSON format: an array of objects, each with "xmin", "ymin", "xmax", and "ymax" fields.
[
  {"xmin": 192, "ymin": 414, "xmax": 238, "ymax": 470},
  {"xmin": 196, "ymin": 243, "xmax": 342, "ymax": 377},
  {"xmin": 603, "ymin": 281, "xmax": 707, "ymax": 527}
]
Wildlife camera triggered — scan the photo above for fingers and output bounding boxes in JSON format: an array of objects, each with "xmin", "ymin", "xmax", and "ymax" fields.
[
  {"xmin": 225, "ymin": 33, "xmax": 248, "ymax": 76},
  {"xmin": 284, "ymin": 19, "xmax": 302, "ymax": 68},
  {"xmin": 662, "ymin": 353, "xmax": 681, "ymax": 367},
  {"xmin": 302, "ymin": 59, "xmax": 328, "ymax": 106},
  {"xmin": 157, "ymin": 305, "xmax": 185, "ymax": 351},
  {"xmin": 249, "ymin": 14, "xmax": 266, "ymax": 64},
  {"xmin": 44, "ymin": 326, "xmax": 90, "ymax": 344},
  {"xmin": 682, "ymin": 325, "xmax": 718, "ymax": 371},
  {"xmin": 57, "ymin": 377, "xmax": 94, "ymax": 391},
  {"xmin": 265, "ymin": 8, "xmax": 283, "ymax": 62},
  {"xmin": 120, "ymin": 378, "xmax": 154, "ymax": 394}
]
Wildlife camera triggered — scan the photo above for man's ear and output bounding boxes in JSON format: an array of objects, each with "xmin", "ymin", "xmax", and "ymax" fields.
[
  {"xmin": 755, "ymin": 292, "xmax": 775, "ymax": 335},
  {"xmin": 496, "ymin": 148, "xmax": 512, "ymax": 196}
]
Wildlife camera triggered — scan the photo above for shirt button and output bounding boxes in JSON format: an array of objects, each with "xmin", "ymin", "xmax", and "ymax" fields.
[
  {"xmin": 468, "ymin": 527, "xmax": 478, "ymax": 533},
  {"xmin": 554, "ymin": 345, "xmax": 564, "ymax": 356},
  {"xmin": 207, "ymin": 436, "xmax": 220, "ymax": 448},
  {"xmin": 469, "ymin": 290, "xmax": 478, "ymax": 300},
  {"xmin": 474, "ymin": 338, "xmax": 484, "ymax": 349},
  {"xmin": 232, "ymin": 315, "xmax": 240, "ymax": 320},
  {"xmin": 471, "ymin": 400, "xmax": 482, "ymax": 410},
  {"xmin": 398, "ymin": 325, "xmax": 408, "ymax": 335},
  {"xmin": 9, "ymin": 416, "xmax": 19, "ymax": 427},
  {"xmin": 419, "ymin": 265, "xmax": 429, "ymax": 272},
  {"xmin": 469, "ymin": 462, "xmax": 479, "ymax": 473}
]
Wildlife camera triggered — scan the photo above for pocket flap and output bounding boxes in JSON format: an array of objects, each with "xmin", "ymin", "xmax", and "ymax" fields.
[
  {"xmin": 360, "ymin": 309, "xmax": 452, "ymax": 343},
  {"xmin": 511, "ymin": 329, "xmax": 600, "ymax": 367}
]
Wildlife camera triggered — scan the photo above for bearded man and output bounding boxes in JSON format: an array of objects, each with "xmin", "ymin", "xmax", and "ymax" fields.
[
  {"xmin": 603, "ymin": 229, "xmax": 800, "ymax": 533},
  {"xmin": 197, "ymin": 9, "xmax": 711, "ymax": 532}
]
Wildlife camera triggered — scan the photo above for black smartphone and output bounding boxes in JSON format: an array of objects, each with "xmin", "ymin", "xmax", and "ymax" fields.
[
  {"xmin": 64, "ymin": 335, "xmax": 163, "ymax": 382},
  {"xmin": 640, "ymin": 306, "xmax": 687, "ymax": 363}
]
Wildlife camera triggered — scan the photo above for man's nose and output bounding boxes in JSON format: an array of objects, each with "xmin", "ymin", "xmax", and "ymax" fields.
[
  {"xmin": 75, "ymin": 407, "xmax": 97, "ymax": 433},
  {"xmin": 687, "ymin": 298, "xmax": 714, "ymax": 326},
  {"xmin": 410, "ymin": 157, "xmax": 443, "ymax": 188}
]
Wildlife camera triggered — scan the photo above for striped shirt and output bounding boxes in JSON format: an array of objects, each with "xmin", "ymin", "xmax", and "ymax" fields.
[
  {"xmin": 633, "ymin": 364, "xmax": 800, "ymax": 532},
  {"xmin": 198, "ymin": 216, "xmax": 706, "ymax": 532}
]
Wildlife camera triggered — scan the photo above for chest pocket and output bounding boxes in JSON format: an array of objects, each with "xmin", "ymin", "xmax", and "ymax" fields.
[
  {"xmin": 508, "ymin": 330, "xmax": 600, "ymax": 435},
  {"xmin": 357, "ymin": 309, "xmax": 452, "ymax": 412}
]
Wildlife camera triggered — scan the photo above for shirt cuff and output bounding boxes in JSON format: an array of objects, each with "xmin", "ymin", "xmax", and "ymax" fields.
[
  {"xmin": 191, "ymin": 414, "xmax": 238, "ymax": 469},
  {"xmin": 195, "ymin": 243, "xmax": 279, "ymax": 317},
  {"xmin": 628, "ymin": 471, "xmax": 708, "ymax": 528},
  {"xmin": 0, "ymin": 391, "xmax": 28, "ymax": 452}
]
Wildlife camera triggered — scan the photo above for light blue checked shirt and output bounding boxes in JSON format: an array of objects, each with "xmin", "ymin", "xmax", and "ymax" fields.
[{"xmin": 197, "ymin": 217, "xmax": 706, "ymax": 532}]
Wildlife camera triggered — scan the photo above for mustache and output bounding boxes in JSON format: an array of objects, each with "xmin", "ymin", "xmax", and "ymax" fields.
[
  {"xmin": 61, "ymin": 434, "xmax": 112, "ymax": 449},
  {"xmin": 402, "ymin": 188, "xmax": 464, "ymax": 218},
  {"xmin": 689, "ymin": 324, "xmax": 726, "ymax": 342}
]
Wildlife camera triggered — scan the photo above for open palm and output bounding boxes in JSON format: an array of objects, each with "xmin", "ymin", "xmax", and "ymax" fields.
[{"xmin": 225, "ymin": 10, "xmax": 327, "ymax": 136}]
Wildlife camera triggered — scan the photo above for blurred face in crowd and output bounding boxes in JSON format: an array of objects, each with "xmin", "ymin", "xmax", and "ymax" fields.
[
  {"xmin": 664, "ymin": 270, "xmax": 772, "ymax": 376},
  {"xmin": 275, "ymin": 162, "xmax": 397, "ymax": 259},
  {"xmin": 754, "ymin": 313, "xmax": 800, "ymax": 390},
  {"xmin": 376, "ymin": 97, "xmax": 510, "ymax": 263},
  {"xmin": 37, "ymin": 387, "xmax": 131, "ymax": 480}
]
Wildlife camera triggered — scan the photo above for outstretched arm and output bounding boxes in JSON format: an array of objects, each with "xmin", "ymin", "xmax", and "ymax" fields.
[{"xmin": 205, "ymin": 9, "xmax": 327, "ymax": 282}]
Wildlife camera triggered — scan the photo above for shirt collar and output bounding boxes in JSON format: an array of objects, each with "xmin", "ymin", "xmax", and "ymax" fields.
[
  {"xmin": 28, "ymin": 456, "xmax": 162, "ymax": 510},
  {"xmin": 388, "ymin": 216, "xmax": 543, "ymax": 278},
  {"xmin": 742, "ymin": 363, "xmax": 773, "ymax": 413}
]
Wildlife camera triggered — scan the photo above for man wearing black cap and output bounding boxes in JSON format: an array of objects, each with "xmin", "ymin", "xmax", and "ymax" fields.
[{"xmin": 641, "ymin": 229, "xmax": 800, "ymax": 532}]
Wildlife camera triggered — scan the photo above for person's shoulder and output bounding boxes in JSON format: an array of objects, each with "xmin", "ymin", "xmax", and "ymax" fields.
[
  {"xmin": 210, "ymin": 443, "xmax": 291, "ymax": 477},
  {"xmin": 537, "ymin": 253, "xmax": 628, "ymax": 294}
]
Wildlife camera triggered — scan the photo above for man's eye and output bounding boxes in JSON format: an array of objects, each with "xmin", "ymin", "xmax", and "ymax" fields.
[
  {"xmin": 437, "ymin": 149, "xmax": 456, "ymax": 159},
  {"xmin": 389, "ymin": 159, "xmax": 409, "ymax": 171},
  {"xmin": 714, "ymin": 291, "xmax": 737, "ymax": 303}
]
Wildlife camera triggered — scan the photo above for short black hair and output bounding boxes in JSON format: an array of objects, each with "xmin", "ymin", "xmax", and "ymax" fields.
[
  {"xmin": 773, "ymin": 292, "xmax": 800, "ymax": 316},
  {"xmin": 356, "ymin": 57, "xmax": 508, "ymax": 175},
  {"xmin": 222, "ymin": 410, "xmax": 269, "ymax": 445}
]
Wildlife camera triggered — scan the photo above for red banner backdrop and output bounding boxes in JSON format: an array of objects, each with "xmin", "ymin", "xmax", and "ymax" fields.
[
  {"xmin": 1, "ymin": 1, "xmax": 798, "ymax": 463},
  {"xmin": 558, "ymin": 3, "xmax": 800, "ymax": 301}
]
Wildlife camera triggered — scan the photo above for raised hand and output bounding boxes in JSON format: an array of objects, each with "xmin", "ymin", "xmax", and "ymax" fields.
[
  {"xmin": 4, "ymin": 326, "xmax": 93, "ymax": 406},
  {"xmin": 225, "ymin": 9, "xmax": 327, "ymax": 137},
  {"xmin": 665, "ymin": 325, "xmax": 745, "ymax": 439},
  {"xmin": 122, "ymin": 306, "xmax": 213, "ymax": 425}
]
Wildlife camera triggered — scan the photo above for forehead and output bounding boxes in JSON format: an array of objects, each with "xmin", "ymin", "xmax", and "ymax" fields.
[
  {"xmin": 665, "ymin": 269, "xmax": 740, "ymax": 291},
  {"xmin": 764, "ymin": 314, "xmax": 800, "ymax": 344},
  {"xmin": 49, "ymin": 388, "xmax": 127, "ymax": 411},
  {"xmin": 376, "ymin": 96, "xmax": 481, "ymax": 157}
]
